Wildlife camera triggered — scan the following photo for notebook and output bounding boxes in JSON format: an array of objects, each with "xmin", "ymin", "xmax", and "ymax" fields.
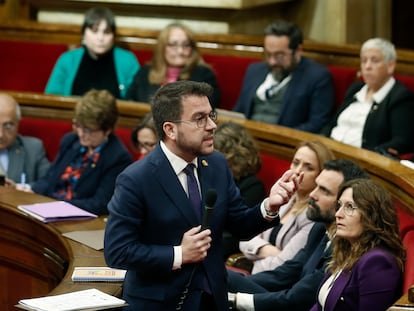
[
  {"xmin": 71, "ymin": 267, "xmax": 126, "ymax": 282},
  {"xmin": 18, "ymin": 201, "xmax": 97, "ymax": 223}
]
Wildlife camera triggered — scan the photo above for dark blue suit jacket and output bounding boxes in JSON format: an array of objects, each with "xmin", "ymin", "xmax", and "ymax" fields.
[
  {"xmin": 310, "ymin": 248, "xmax": 402, "ymax": 311},
  {"xmin": 227, "ymin": 222, "xmax": 329, "ymax": 311},
  {"xmin": 233, "ymin": 57, "xmax": 335, "ymax": 133},
  {"xmin": 32, "ymin": 132, "xmax": 132, "ymax": 215},
  {"xmin": 104, "ymin": 145, "xmax": 276, "ymax": 311},
  {"xmin": 322, "ymin": 80, "xmax": 414, "ymax": 155}
]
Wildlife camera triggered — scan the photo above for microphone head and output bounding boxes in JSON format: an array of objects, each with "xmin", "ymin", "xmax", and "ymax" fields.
[{"xmin": 205, "ymin": 189, "xmax": 217, "ymax": 207}]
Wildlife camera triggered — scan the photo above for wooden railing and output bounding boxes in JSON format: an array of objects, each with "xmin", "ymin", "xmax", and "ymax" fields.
[
  {"xmin": 2, "ymin": 20, "xmax": 414, "ymax": 76},
  {"xmin": 6, "ymin": 90, "xmax": 414, "ymax": 217}
]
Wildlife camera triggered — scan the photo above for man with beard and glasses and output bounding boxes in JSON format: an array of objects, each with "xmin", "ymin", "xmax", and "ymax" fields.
[
  {"xmin": 227, "ymin": 159, "xmax": 369, "ymax": 311},
  {"xmin": 233, "ymin": 20, "xmax": 335, "ymax": 133}
]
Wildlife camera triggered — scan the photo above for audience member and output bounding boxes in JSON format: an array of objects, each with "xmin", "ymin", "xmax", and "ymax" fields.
[
  {"xmin": 0, "ymin": 93, "xmax": 50, "ymax": 188},
  {"xmin": 310, "ymin": 178, "xmax": 405, "ymax": 311},
  {"xmin": 126, "ymin": 23, "xmax": 221, "ymax": 108},
  {"xmin": 239, "ymin": 140, "xmax": 335, "ymax": 274},
  {"xmin": 45, "ymin": 7, "xmax": 140, "ymax": 99},
  {"xmin": 104, "ymin": 80, "xmax": 302, "ymax": 311},
  {"xmin": 322, "ymin": 38, "xmax": 414, "ymax": 157},
  {"xmin": 32, "ymin": 89, "xmax": 132, "ymax": 215},
  {"xmin": 213, "ymin": 121, "xmax": 267, "ymax": 259},
  {"xmin": 233, "ymin": 20, "xmax": 335, "ymax": 133},
  {"xmin": 227, "ymin": 159, "xmax": 369, "ymax": 311},
  {"xmin": 130, "ymin": 112, "xmax": 158, "ymax": 160}
]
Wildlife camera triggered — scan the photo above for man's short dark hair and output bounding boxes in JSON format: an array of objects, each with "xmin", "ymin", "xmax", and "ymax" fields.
[
  {"xmin": 264, "ymin": 20, "xmax": 303, "ymax": 50},
  {"xmin": 323, "ymin": 159, "xmax": 370, "ymax": 183},
  {"xmin": 151, "ymin": 80, "xmax": 213, "ymax": 140}
]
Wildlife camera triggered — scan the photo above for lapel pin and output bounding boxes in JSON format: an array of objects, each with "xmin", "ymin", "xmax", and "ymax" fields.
[{"xmin": 202, "ymin": 160, "xmax": 208, "ymax": 167}]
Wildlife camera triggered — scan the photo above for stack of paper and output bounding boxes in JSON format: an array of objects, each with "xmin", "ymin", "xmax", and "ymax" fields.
[
  {"xmin": 17, "ymin": 288, "xmax": 127, "ymax": 311},
  {"xmin": 18, "ymin": 201, "xmax": 97, "ymax": 223},
  {"xmin": 71, "ymin": 267, "xmax": 126, "ymax": 282}
]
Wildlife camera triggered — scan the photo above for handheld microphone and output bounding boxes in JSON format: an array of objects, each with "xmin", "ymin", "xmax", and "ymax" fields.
[{"xmin": 201, "ymin": 189, "xmax": 217, "ymax": 230}]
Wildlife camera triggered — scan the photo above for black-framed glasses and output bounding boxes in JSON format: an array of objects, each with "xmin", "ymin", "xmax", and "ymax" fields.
[
  {"xmin": 336, "ymin": 200, "xmax": 358, "ymax": 216},
  {"xmin": 170, "ymin": 111, "xmax": 218, "ymax": 128},
  {"xmin": 264, "ymin": 49, "xmax": 294, "ymax": 62}
]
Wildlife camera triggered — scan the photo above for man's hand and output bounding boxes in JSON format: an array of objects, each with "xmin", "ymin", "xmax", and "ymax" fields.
[
  {"xmin": 181, "ymin": 226, "xmax": 212, "ymax": 264},
  {"xmin": 267, "ymin": 170, "xmax": 303, "ymax": 213}
]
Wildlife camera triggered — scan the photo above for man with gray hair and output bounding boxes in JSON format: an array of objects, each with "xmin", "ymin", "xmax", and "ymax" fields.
[{"xmin": 0, "ymin": 93, "xmax": 50, "ymax": 188}]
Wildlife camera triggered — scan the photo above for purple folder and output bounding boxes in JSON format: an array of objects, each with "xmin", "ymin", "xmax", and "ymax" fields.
[{"xmin": 18, "ymin": 201, "xmax": 97, "ymax": 223}]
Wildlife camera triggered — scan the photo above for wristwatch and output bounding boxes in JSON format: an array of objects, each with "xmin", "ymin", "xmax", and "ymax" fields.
[{"xmin": 265, "ymin": 206, "xmax": 279, "ymax": 218}]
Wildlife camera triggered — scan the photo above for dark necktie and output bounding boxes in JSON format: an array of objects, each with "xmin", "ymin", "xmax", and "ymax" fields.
[{"xmin": 183, "ymin": 164, "xmax": 201, "ymax": 220}]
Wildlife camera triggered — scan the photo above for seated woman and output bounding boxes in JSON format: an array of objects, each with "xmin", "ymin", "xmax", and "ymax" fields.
[
  {"xmin": 214, "ymin": 122, "xmax": 266, "ymax": 259},
  {"xmin": 310, "ymin": 178, "xmax": 405, "ymax": 311},
  {"xmin": 45, "ymin": 7, "xmax": 140, "ymax": 99},
  {"xmin": 239, "ymin": 140, "xmax": 335, "ymax": 274},
  {"xmin": 126, "ymin": 23, "xmax": 221, "ymax": 108},
  {"xmin": 32, "ymin": 89, "xmax": 132, "ymax": 215},
  {"xmin": 130, "ymin": 112, "xmax": 158, "ymax": 160},
  {"xmin": 322, "ymin": 38, "xmax": 414, "ymax": 158}
]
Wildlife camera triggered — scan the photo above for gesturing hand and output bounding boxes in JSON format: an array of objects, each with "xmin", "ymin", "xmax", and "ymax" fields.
[
  {"xmin": 267, "ymin": 169, "xmax": 303, "ymax": 213},
  {"xmin": 181, "ymin": 226, "xmax": 212, "ymax": 264}
]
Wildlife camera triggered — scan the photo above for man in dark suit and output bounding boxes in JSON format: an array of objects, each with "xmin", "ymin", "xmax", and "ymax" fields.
[
  {"xmin": 227, "ymin": 159, "xmax": 369, "ymax": 311},
  {"xmin": 233, "ymin": 20, "xmax": 335, "ymax": 133},
  {"xmin": 104, "ymin": 80, "xmax": 302, "ymax": 311},
  {"xmin": 0, "ymin": 93, "xmax": 50, "ymax": 188}
]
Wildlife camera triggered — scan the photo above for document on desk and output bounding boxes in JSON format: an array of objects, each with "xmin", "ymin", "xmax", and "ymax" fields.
[
  {"xmin": 16, "ymin": 288, "xmax": 127, "ymax": 311},
  {"xmin": 18, "ymin": 201, "xmax": 97, "ymax": 223},
  {"xmin": 62, "ymin": 229, "xmax": 105, "ymax": 250}
]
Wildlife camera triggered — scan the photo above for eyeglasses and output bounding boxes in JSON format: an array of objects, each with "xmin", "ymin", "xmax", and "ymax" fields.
[
  {"xmin": 166, "ymin": 41, "xmax": 193, "ymax": 50},
  {"xmin": 72, "ymin": 120, "xmax": 101, "ymax": 135},
  {"xmin": 336, "ymin": 200, "xmax": 358, "ymax": 216},
  {"xmin": 264, "ymin": 49, "xmax": 294, "ymax": 62},
  {"xmin": 1, "ymin": 122, "xmax": 17, "ymax": 132},
  {"xmin": 170, "ymin": 111, "xmax": 218, "ymax": 128}
]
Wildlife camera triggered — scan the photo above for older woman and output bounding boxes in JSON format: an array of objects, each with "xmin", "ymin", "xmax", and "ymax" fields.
[
  {"xmin": 126, "ymin": 23, "xmax": 221, "ymax": 108},
  {"xmin": 310, "ymin": 178, "xmax": 405, "ymax": 311},
  {"xmin": 32, "ymin": 89, "xmax": 132, "ymax": 215},
  {"xmin": 237, "ymin": 139, "xmax": 335, "ymax": 273},
  {"xmin": 45, "ymin": 7, "xmax": 139, "ymax": 99},
  {"xmin": 322, "ymin": 38, "xmax": 414, "ymax": 157}
]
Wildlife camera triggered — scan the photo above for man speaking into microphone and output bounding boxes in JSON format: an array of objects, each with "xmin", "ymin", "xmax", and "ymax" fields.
[{"xmin": 104, "ymin": 81, "xmax": 301, "ymax": 311}]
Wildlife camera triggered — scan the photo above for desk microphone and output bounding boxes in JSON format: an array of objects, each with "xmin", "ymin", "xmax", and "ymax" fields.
[{"xmin": 201, "ymin": 189, "xmax": 217, "ymax": 230}]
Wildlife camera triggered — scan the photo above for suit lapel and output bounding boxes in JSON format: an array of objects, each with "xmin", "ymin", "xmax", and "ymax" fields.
[
  {"xmin": 7, "ymin": 142, "xmax": 24, "ymax": 181},
  {"xmin": 326, "ymin": 271, "xmax": 351, "ymax": 311},
  {"xmin": 152, "ymin": 149, "xmax": 200, "ymax": 226}
]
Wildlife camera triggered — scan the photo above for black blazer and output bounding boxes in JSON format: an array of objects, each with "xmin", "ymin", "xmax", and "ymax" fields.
[
  {"xmin": 322, "ymin": 80, "xmax": 414, "ymax": 155},
  {"xmin": 227, "ymin": 223, "xmax": 328, "ymax": 311}
]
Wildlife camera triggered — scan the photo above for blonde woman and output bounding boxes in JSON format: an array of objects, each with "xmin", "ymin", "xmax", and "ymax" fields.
[
  {"xmin": 240, "ymin": 140, "xmax": 335, "ymax": 274},
  {"xmin": 126, "ymin": 23, "xmax": 221, "ymax": 108}
]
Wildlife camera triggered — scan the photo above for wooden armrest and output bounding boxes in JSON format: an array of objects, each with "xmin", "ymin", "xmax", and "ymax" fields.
[{"xmin": 225, "ymin": 253, "xmax": 253, "ymax": 274}]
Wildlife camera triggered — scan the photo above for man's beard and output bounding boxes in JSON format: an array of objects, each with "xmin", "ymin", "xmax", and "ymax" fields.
[{"xmin": 306, "ymin": 198, "xmax": 335, "ymax": 224}]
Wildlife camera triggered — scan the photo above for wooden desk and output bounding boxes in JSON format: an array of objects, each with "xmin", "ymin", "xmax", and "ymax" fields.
[
  {"xmin": 388, "ymin": 294, "xmax": 414, "ymax": 310},
  {"xmin": 0, "ymin": 187, "xmax": 122, "ymax": 311}
]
